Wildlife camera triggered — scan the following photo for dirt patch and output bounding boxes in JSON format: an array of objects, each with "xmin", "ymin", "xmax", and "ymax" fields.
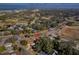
[{"xmin": 58, "ymin": 26, "xmax": 79, "ymax": 40}]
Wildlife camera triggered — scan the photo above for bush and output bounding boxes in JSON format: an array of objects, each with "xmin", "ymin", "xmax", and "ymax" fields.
[{"xmin": 0, "ymin": 46, "xmax": 6, "ymax": 53}]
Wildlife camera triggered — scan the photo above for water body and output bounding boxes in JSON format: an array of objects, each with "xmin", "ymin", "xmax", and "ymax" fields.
[{"xmin": 0, "ymin": 3, "xmax": 79, "ymax": 10}]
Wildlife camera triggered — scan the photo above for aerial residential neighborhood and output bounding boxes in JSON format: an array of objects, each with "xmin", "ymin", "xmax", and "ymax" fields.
[{"xmin": 0, "ymin": 9, "xmax": 78, "ymax": 55}]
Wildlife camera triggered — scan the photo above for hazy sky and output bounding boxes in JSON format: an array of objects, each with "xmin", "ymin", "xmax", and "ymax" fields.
[{"xmin": 0, "ymin": 3, "xmax": 79, "ymax": 9}]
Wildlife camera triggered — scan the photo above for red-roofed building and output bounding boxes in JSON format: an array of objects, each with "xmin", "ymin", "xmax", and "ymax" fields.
[{"xmin": 34, "ymin": 32, "xmax": 41, "ymax": 40}]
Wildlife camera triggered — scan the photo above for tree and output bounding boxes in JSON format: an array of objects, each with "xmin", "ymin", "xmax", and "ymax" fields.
[
  {"xmin": 20, "ymin": 40, "xmax": 27, "ymax": 46},
  {"xmin": 33, "ymin": 36, "xmax": 54, "ymax": 54},
  {"xmin": 0, "ymin": 15, "xmax": 7, "ymax": 21},
  {"xmin": 0, "ymin": 46, "xmax": 6, "ymax": 53},
  {"xmin": 42, "ymin": 38, "xmax": 54, "ymax": 54}
]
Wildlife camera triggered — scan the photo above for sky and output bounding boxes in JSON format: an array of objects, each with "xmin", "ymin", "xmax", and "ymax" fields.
[{"xmin": 0, "ymin": 3, "xmax": 79, "ymax": 10}]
